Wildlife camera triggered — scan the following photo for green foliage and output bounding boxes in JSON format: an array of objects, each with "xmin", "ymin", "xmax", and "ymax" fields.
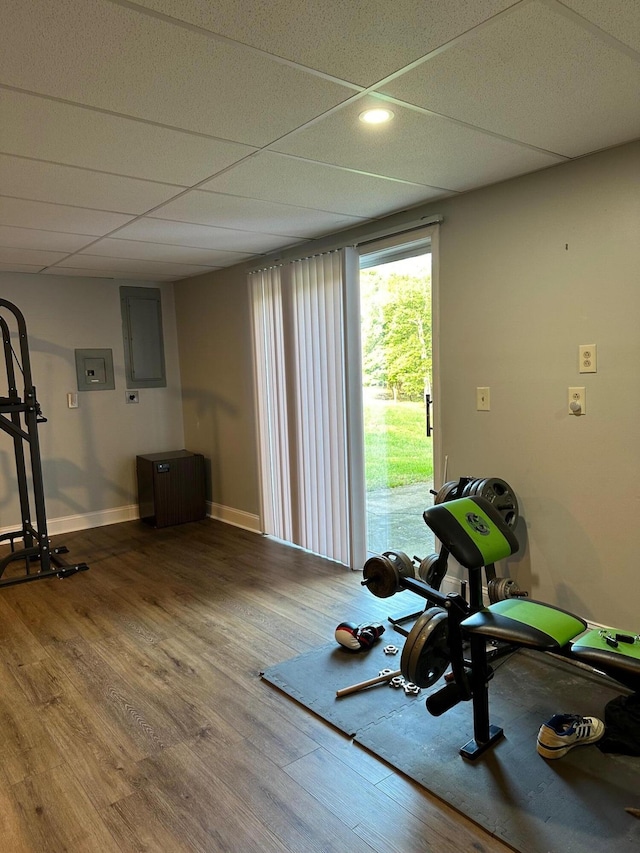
[
  {"xmin": 361, "ymin": 261, "xmax": 432, "ymax": 400},
  {"xmin": 364, "ymin": 398, "xmax": 434, "ymax": 489}
]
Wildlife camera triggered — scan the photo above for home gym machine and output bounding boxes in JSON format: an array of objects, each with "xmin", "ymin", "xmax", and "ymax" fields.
[
  {"xmin": 374, "ymin": 476, "xmax": 525, "ymax": 639},
  {"xmin": 362, "ymin": 488, "xmax": 640, "ymax": 760},
  {"xmin": 0, "ymin": 299, "xmax": 89, "ymax": 587}
]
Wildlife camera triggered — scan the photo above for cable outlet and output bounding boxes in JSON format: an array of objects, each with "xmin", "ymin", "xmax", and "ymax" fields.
[
  {"xmin": 126, "ymin": 391, "xmax": 139, "ymax": 404},
  {"xmin": 568, "ymin": 386, "xmax": 586, "ymax": 415},
  {"xmin": 579, "ymin": 344, "xmax": 597, "ymax": 373}
]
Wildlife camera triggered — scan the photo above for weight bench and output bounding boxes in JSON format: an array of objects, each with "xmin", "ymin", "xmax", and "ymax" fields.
[{"xmin": 416, "ymin": 496, "xmax": 640, "ymax": 758}]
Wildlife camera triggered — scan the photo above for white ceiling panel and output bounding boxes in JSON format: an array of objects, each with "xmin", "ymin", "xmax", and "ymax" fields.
[
  {"xmin": 0, "ymin": 197, "xmax": 134, "ymax": 236},
  {"xmin": 1, "ymin": 0, "xmax": 354, "ymax": 147},
  {"xmin": 0, "ymin": 226, "xmax": 96, "ymax": 253},
  {"xmin": 200, "ymin": 152, "xmax": 447, "ymax": 217},
  {"xmin": 564, "ymin": 0, "xmax": 640, "ymax": 53},
  {"xmin": 0, "ymin": 263, "xmax": 47, "ymax": 274},
  {"xmin": 381, "ymin": 1, "xmax": 640, "ymax": 157},
  {"xmin": 0, "ymin": 90, "xmax": 256, "ymax": 186},
  {"xmin": 131, "ymin": 0, "xmax": 515, "ymax": 86},
  {"xmin": 0, "ymin": 155, "xmax": 185, "ymax": 214},
  {"xmin": 47, "ymin": 254, "xmax": 218, "ymax": 279},
  {"xmin": 78, "ymin": 238, "xmax": 252, "ymax": 267},
  {"xmin": 151, "ymin": 191, "xmax": 367, "ymax": 237},
  {"xmin": 40, "ymin": 268, "xmax": 177, "ymax": 281},
  {"xmin": 0, "ymin": 246, "xmax": 70, "ymax": 266},
  {"xmin": 113, "ymin": 218, "xmax": 297, "ymax": 254},
  {"xmin": 0, "ymin": 0, "xmax": 636, "ymax": 281},
  {"xmin": 272, "ymin": 99, "xmax": 565, "ymax": 192}
]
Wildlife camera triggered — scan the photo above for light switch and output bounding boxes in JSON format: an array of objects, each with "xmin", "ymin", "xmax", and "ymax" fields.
[{"xmin": 476, "ymin": 387, "xmax": 490, "ymax": 411}]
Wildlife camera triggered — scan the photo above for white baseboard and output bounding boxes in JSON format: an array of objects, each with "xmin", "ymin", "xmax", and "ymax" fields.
[
  {"xmin": 0, "ymin": 502, "xmax": 262, "ymax": 539},
  {"xmin": 46, "ymin": 505, "xmax": 141, "ymax": 536},
  {"xmin": 208, "ymin": 502, "xmax": 262, "ymax": 533}
]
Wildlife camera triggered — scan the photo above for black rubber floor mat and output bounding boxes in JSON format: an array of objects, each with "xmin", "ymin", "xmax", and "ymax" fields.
[{"xmin": 262, "ymin": 645, "xmax": 640, "ymax": 853}]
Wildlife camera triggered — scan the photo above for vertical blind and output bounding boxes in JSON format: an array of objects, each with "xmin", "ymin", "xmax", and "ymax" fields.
[{"xmin": 250, "ymin": 249, "xmax": 363, "ymax": 567}]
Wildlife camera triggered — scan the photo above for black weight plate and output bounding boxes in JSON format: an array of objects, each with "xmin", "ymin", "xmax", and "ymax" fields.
[
  {"xmin": 418, "ymin": 553, "xmax": 440, "ymax": 582},
  {"xmin": 475, "ymin": 477, "xmax": 519, "ymax": 528},
  {"xmin": 401, "ymin": 607, "xmax": 450, "ymax": 688},
  {"xmin": 434, "ymin": 481, "xmax": 458, "ymax": 504},
  {"xmin": 362, "ymin": 554, "xmax": 400, "ymax": 598},
  {"xmin": 461, "ymin": 477, "xmax": 480, "ymax": 497},
  {"xmin": 383, "ymin": 550, "xmax": 415, "ymax": 581}
]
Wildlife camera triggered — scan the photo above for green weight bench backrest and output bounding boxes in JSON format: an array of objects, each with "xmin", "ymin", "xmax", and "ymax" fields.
[
  {"xmin": 424, "ymin": 496, "xmax": 586, "ymax": 650},
  {"xmin": 423, "ymin": 496, "xmax": 519, "ymax": 569}
]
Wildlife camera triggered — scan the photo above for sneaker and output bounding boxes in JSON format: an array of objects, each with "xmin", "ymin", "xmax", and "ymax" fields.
[{"xmin": 536, "ymin": 713, "xmax": 605, "ymax": 759}]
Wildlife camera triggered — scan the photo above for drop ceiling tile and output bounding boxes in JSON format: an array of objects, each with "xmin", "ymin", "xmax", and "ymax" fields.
[
  {"xmin": 1, "ymin": 0, "xmax": 354, "ymax": 146},
  {"xmin": 0, "ymin": 226, "xmax": 96, "ymax": 253},
  {"xmin": 79, "ymin": 238, "xmax": 252, "ymax": 267},
  {"xmin": 151, "ymin": 190, "xmax": 367, "ymax": 237},
  {"xmin": 564, "ymin": 0, "xmax": 640, "ymax": 52},
  {"xmin": 0, "ymin": 90, "xmax": 256, "ymax": 186},
  {"xmin": 114, "ymin": 218, "xmax": 295, "ymax": 254},
  {"xmin": 200, "ymin": 152, "xmax": 446, "ymax": 217},
  {"xmin": 381, "ymin": 1, "xmax": 640, "ymax": 157},
  {"xmin": 50, "ymin": 254, "xmax": 217, "ymax": 278},
  {"xmin": 0, "ymin": 197, "xmax": 134, "ymax": 236},
  {"xmin": 0, "ymin": 247, "xmax": 70, "ymax": 266},
  {"xmin": 40, "ymin": 268, "xmax": 177, "ymax": 281},
  {"xmin": 0, "ymin": 155, "xmax": 186, "ymax": 214},
  {"xmin": 132, "ymin": 0, "xmax": 515, "ymax": 86},
  {"xmin": 0, "ymin": 263, "xmax": 47, "ymax": 274},
  {"xmin": 272, "ymin": 100, "xmax": 564, "ymax": 192}
]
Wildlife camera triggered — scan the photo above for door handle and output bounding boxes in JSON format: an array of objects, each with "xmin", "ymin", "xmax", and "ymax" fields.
[{"xmin": 425, "ymin": 392, "xmax": 433, "ymax": 437}]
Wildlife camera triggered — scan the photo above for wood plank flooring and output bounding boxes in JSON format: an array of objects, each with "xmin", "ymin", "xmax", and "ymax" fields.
[{"xmin": 0, "ymin": 519, "xmax": 514, "ymax": 852}]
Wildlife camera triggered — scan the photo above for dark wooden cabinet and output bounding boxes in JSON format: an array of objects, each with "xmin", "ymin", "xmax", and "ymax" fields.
[{"xmin": 136, "ymin": 450, "xmax": 206, "ymax": 528}]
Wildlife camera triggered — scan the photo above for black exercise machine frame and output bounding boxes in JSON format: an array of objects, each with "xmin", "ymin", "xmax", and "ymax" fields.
[
  {"xmin": 398, "ymin": 563, "xmax": 507, "ymax": 759},
  {"xmin": 0, "ymin": 299, "xmax": 88, "ymax": 587}
]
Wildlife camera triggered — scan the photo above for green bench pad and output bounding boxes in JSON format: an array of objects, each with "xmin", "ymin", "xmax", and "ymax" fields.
[
  {"xmin": 571, "ymin": 629, "xmax": 640, "ymax": 678},
  {"xmin": 462, "ymin": 599, "xmax": 587, "ymax": 650}
]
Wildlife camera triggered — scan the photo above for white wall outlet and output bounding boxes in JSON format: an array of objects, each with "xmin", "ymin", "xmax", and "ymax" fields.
[
  {"xmin": 568, "ymin": 386, "xmax": 586, "ymax": 415},
  {"xmin": 476, "ymin": 387, "xmax": 490, "ymax": 411},
  {"xmin": 579, "ymin": 344, "xmax": 597, "ymax": 373},
  {"xmin": 67, "ymin": 392, "xmax": 78, "ymax": 409},
  {"xmin": 126, "ymin": 391, "xmax": 139, "ymax": 404}
]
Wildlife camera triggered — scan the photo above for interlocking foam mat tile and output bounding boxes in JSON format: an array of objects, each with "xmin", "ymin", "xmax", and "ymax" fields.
[{"xmin": 262, "ymin": 645, "xmax": 640, "ymax": 853}]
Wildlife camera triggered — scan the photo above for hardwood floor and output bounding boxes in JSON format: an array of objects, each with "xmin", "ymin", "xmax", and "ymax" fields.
[{"xmin": 0, "ymin": 519, "xmax": 513, "ymax": 852}]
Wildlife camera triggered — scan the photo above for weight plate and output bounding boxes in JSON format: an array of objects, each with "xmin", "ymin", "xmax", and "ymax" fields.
[
  {"xmin": 475, "ymin": 477, "xmax": 519, "ymax": 528},
  {"xmin": 418, "ymin": 553, "xmax": 440, "ymax": 583},
  {"xmin": 400, "ymin": 607, "xmax": 450, "ymax": 688},
  {"xmin": 488, "ymin": 576, "xmax": 520, "ymax": 602},
  {"xmin": 434, "ymin": 481, "xmax": 459, "ymax": 505},
  {"xmin": 362, "ymin": 554, "xmax": 399, "ymax": 598},
  {"xmin": 383, "ymin": 550, "xmax": 416, "ymax": 581},
  {"xmin": 461, "ymin": 477, "xmax": 480, "ymax": 497}
]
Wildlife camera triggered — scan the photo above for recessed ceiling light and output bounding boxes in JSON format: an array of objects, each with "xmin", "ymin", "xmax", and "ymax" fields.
[{"xmin": 359, "ymin": 108, "xmax": 394, "ymax": 125}]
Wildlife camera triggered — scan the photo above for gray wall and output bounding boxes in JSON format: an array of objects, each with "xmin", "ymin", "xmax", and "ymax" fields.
[
  {"xmin": 174, "ymin": 140, "xmax": 640, "ymax": 629},
  {"xmin": 173, "ymin": 266, "xmax": 259, "ymax": 528},
  {"xmin": 0, "ymin": 274, "xmax": 184, "ymax": 531},
  {"xmin": 435, "ymin": 141, "xmax": 640, "ymax": 629}
]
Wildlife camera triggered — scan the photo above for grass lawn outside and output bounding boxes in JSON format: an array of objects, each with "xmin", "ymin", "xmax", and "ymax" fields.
[{"xmin": 364, "ymin": 396, "xmax": 434, "ymax": 490}]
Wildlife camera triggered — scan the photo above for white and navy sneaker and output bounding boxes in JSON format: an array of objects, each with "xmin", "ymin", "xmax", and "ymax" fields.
[{"xmin": 536, "ymin": 713, "xmax": 605, "ymax": 759}]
